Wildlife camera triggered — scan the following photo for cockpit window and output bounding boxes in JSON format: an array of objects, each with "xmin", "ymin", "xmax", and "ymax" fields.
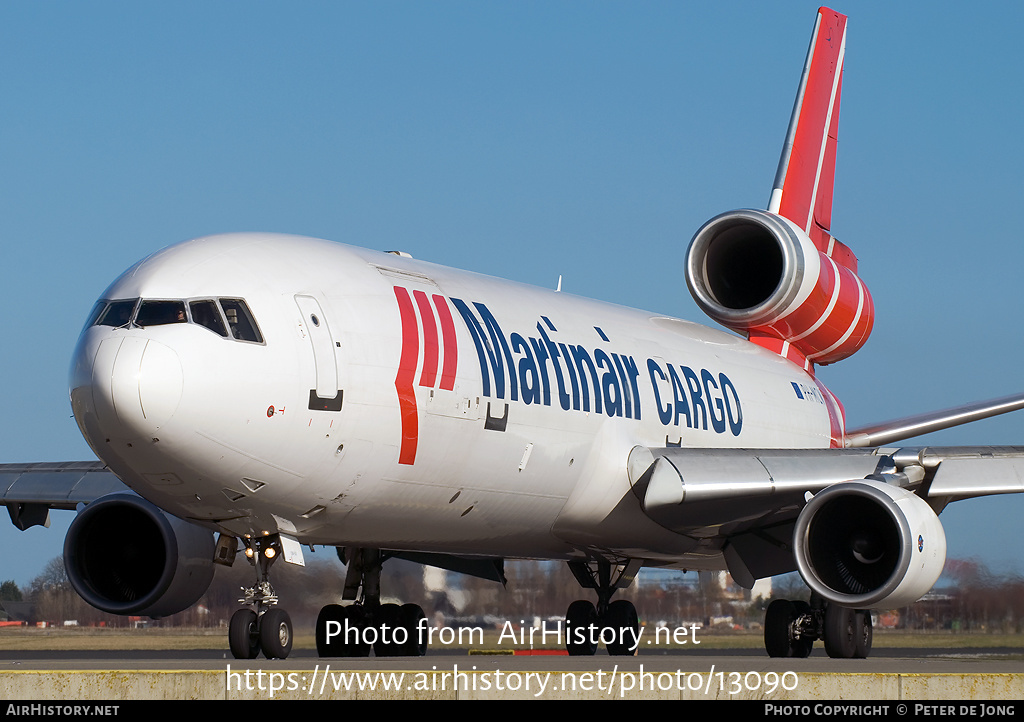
[
  {"xmin": 219, "ymin": 299, "xmax": 263, "ymax": 343},
  {"xmin": 95, "ymin": 299, "xmax": 138, "ymax": 327},
  {"xmin": 87, "ymin": 295, "xmax": 264, "ymax": 344},
  {"xmin": 189, "ymin": 300, "xmax": 229, "ymax": 337},
  {"xmin": 135, "ymin": 300, "xmax": 187, "ymax": 327}
]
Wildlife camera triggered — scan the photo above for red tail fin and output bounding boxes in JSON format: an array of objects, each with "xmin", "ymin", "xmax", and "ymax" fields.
[{"xmin": 768, "ymin": 7, "xmax": 847, "ymax": 262}]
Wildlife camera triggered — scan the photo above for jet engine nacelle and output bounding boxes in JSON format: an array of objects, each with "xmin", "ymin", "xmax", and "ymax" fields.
[
  {"xmin": 793, "ymin": 480, "xmax": 946, "ymax": 609},
  {"xmin": 685, "ymin": 209, "xmax": 873, "ymax": 366},
  {"xmin": 63, "ymin": 492, "xmax": 216, "ymax": 618}
]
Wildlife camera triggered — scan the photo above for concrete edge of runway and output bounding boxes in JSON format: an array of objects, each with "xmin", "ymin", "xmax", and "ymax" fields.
[{"xmin": 2, "ymin": 664, "xmax": 1023, "ymax": 700}]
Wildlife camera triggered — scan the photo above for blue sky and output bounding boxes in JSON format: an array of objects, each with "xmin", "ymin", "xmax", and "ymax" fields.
[{"xmin": 2, "ymin": 1, "xmax": 1023, "ymax": 590}]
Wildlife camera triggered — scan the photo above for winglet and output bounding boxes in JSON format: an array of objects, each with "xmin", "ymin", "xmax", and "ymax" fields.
[{"xmin": 768, "ymin": 7, "xmax": 847, "ymax": 258}]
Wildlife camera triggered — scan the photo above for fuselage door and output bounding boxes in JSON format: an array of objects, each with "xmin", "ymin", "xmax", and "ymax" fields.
[{"xmin": 294, "ymin": 294, "xmax": 342, "ymax": 410}]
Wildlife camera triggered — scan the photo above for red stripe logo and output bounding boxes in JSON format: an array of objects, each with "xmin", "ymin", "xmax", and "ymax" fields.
[{"xmin": 393, "ymin": 286, "xmax": 459, "ymax": 465}]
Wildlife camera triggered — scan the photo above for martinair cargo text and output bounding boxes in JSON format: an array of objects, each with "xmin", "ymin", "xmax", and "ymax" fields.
[{"xmin": 4, "ymin": 7, "xmax": 1024, "ymax": 660}]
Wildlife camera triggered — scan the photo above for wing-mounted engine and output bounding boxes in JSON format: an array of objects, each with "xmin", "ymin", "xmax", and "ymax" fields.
[
  {"xmin": 685, "ymin": 208, "xmax": 873, "ymax": 369},
  {"xmin": 63, "ymin": 492, "xmax": 216, "ymax": 618},
  {"xmin": 794, "ymin": 480, "xmax": 946, "ymax": 609},
  {"xmin": 628, "ymin": 446, "xmax": 950, "ymax": 609}
]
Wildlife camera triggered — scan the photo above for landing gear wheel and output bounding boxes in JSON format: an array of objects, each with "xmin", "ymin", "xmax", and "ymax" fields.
[
  {"xmin": 229, "ymin": 608, "xmax": 260, "ymax": 659},
  {"xmin": 316, "ymin": 604, "xmax": 347, "ymax": 657},
  {"xmin": 853, "ymin": 610, "xmax": 873, "ymax": 659},
  {"xmin": 605, "ymin": 599, "xmax": 639, "ymax": 656},
  {"xmin": 374, "ymin": 603, "xmax": 401, "ymax": 657},
  {"xmin": 791, "ymin": 601, "xmax": 814, "ymax": 658},
  {"xmin": 565, "ymin": 600, "xmax": 598, "ymax": 656},
  {"xmin": 345, "ymin": 605, "xmax": 372, "ymax": 657},
  {"xmin": 824, "ymin": 604, "xmax": 857, "ymax": 659},
  {"xmin": 764, "ymin": 599, "xmax": 797, "ymax": 658},
  {"xmin": 398, "ymin": 603, "xmax": 428, "ymax": 656},
  {"xmin": 260, "ymin": 607, "xmax": 293, "ymax": 659}
]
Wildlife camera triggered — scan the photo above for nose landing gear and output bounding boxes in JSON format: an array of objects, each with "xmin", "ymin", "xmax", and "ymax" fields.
[{"xmin": 229, "ymin": 534, "xmax": 294, "ymax": 660}]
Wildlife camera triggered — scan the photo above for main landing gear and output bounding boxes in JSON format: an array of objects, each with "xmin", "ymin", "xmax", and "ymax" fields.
[
  {"xmin": 229, "ymin": 534, "xmax": 294, "ymax": 660},
  {"xmin": 564, "ymin": 559, "xmax": 643, "ymax": 656},
  {"xmin": 764, "ymin": 594, "xmax": 872, "ymax": 659},
  {"xmin": 315, "ymin": 547, "xmax": 428, "ymax": 657}
]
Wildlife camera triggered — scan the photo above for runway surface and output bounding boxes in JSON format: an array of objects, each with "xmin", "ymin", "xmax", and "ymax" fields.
[{"xmin": 2, "ymin": 644, "xmax": 1023, "ymax": 673}]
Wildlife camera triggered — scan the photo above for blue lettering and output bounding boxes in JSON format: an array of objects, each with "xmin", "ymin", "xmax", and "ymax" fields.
[
  {"xmin": 475, "ymin": 303, "xmax": 518, "ymax": 402},
  {"xmin": 512, "ymin": 333, "xmax": 539, "ymax": 405},
  {"xmin": 538, "ymin": 324, "xmax": 571, "ymax": 411},
  {"xmin": 447, "ymin": 297, "xmax": 744, "ymax": 437},
  {"xmin": 648, "ymin": 359, "xmax": 672, "ymax": 426},
  {"xmin": 594, "ymin": 349, "xmax": 622, "ymax": 417},
  {"xmin": 721, "ymin": 373, "xmax": 743, "ymax": 436},
  {"xmin": 571, "ymin": 345, "xmax": 601, "ymax": 414},
  {"xmin": 682, "ymin": 366, "xmax": 707, "ymax": 430},
  {"xmin": 702, "ymin": 368, "xmax": 726, "ymax": 433},
  {"xmin": 451, "ymin": 298, "xmax": 503, "ymax": 399},
  {"xmin": 667, "ymin": 365, "xmax": 691, "ymax": 428},
  {"xmin": 559, "ymin": 343, "xmax": 581, "ymax": 411},
  {"xmin": 528, "ymin": 336, "xmax": 552, "ymax": 407}
]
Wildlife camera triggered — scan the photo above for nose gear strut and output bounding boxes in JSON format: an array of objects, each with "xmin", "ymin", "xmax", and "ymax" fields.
[{"xmin": 228, "ymin": 534, "xmax": 294, "ymax": 660}]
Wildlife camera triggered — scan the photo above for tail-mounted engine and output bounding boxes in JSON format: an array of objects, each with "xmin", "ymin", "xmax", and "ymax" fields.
[
  {"xmin": 685, "ymin": 209, "xmax": 873, "ymax": 368},
  {"xmin": 793, "ymin": 480, "xmax": 946, "ymax": 609},
  {"xmin": 63, "ymin": 492, "xmax": 216, "ymax": 618}
]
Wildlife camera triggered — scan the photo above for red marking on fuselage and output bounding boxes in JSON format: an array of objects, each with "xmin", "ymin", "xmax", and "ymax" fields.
[
  {"xmin": 433, "ymin": 294, "xmax": 458, "ymax": 391},
  {"xmin": 394, "ymin": 286, "xmax": 420, "ymax": 465},
  {"xmin": 414, "ymin": 290, "xmax": 439, "ymax": 388},
  {"xmin": 392, "ymin": 287, "xmax": 461, "ymax": 465}
]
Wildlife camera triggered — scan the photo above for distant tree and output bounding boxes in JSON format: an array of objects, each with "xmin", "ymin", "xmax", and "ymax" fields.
[
  {"xmin": 0, "ymin": 580, "xmax": 22, "ymax": 602},
  {"xmin": 767, "ymin": 573, "xmax": 810, "ymax": 604},
  {"xmin": 28, "ymin": 557, "xmax": 68, "ymax": 597}
]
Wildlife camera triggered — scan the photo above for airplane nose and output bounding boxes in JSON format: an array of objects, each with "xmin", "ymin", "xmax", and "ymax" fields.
[{"xmin": 71, "ymin": 335, "xmax": 184, "ymax": 444}]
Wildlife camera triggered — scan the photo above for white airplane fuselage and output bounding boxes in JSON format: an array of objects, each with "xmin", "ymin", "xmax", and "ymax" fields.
[{"xmin": 69, "ymin": 232, "xmax": 836, "ymax": 567}]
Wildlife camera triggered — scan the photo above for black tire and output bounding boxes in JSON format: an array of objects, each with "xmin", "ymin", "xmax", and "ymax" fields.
[
  {"xmin": 853, "ymin": 610, "xmax": 873, "ymax": 659},
  {"xmin": 260, "ymin": 607, "xmax": 293, "ymax": 660},
  {"xmin": 316, "ymin": 604, "xmax": 346, "ymax": 657},
  {"xmin": 604, "ymin": 599, "xmax": 639, "ymax": 656},
  {"xmin": 565, "ymin": 600, "xmax": 598, "ymax": 656},
  {"xmin": 374, "ymin": 603, "xmax": 401, "ymax": 657},
  {"xmin": 346, "ymin": 605, "xmax": 372, "ymax": 657},
  {"xmin": 229, "ymin": 608, "xmax": 260, "ymax": 660},
  {"xmin": 791, "ymin": 600, "xmax": 814, "ymax": 658},
  {"xmin": 398, "ymin": 603, "xmax": 428, "ymax": 656},
  {"xmin": 824, "ymin": 604, "xmax": 857, "ymax": 659},
  {"xmin": 764, "ymin": 599, "xmax": 796, "ymax": 658}
]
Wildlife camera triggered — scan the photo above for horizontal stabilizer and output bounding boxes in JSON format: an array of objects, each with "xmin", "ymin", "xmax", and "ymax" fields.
[{"xmin": 844, "ymin": 392, "xmax": 1024, "ymax": 447}]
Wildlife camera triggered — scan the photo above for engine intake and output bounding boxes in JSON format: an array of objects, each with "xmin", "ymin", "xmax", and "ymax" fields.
[
  {"xmin": 793, "ymin": 480, "xmax": 946, "ymax": 609},
  {"xmin": 64, "ymin": 492, "xmax": 216, "ymax": 618},
  {"xmin": 686, "ymin": 209, "xmax": 873, "ymax": 366}
]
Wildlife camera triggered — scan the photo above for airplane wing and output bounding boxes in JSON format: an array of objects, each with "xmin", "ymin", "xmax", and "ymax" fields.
[
  {"xmin": 627, "ymin": 442, "xmax": 1024, "ymax": 588},
  {"xmin": 0, "ymin": 461, "xmax": 127, "ymax": 530}
]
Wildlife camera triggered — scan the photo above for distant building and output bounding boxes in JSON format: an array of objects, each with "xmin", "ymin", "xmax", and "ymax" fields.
[{"xmin": 0, "ymin": 600, "xmax": 34, "ymax": 624}]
